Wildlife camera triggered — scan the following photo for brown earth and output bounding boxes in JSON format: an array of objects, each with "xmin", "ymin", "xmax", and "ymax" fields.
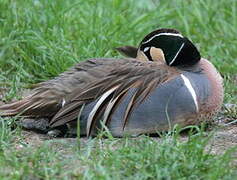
[{"xmin": 11, "ymin": 107, "xmax": 237, "ymax": 157}]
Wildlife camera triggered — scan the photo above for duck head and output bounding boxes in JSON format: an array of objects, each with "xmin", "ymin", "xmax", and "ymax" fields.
[{"xmin": 116, "ymin": 28, "xmax": 201, "ymax": 67}]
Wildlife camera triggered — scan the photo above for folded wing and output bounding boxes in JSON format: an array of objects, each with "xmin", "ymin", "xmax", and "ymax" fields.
[{"xmin": 50, "ymin": 61, "xmax": 179, "ymax": 136}]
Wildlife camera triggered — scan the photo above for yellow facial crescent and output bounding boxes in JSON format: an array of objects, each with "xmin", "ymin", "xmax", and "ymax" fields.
[{"xmin": 150, "ymin": 47, "xmax": 165, "ymax": 63}]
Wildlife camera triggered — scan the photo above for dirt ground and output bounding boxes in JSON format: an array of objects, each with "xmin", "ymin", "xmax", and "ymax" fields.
[
  {"xmin": 11, "ymin": 109, "xmax": 237, "ymax": 157},
  {"xmin": 13, "ymin": 123, "xmax": 237, "ymax": 155}
]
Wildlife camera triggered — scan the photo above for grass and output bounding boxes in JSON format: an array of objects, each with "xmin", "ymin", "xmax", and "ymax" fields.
[
  {"xmin": 0, "ymin": 0, "xmax": 237, "ymax": 179},
  {"xmin": 0, "ymin": 125, "xmax": 237, "ymax": 179}
]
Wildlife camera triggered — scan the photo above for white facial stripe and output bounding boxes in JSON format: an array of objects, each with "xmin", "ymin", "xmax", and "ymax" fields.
[
  {"xmin": 180, "ymin": 74, "xmax": 199, "ymax": 112},
  {"xmin": 86, "ymin": 86, "xmax": 118, "ymax": 135},
  {"xmin": 143, "ymin": 47, "xmax": 150, "ymax": 52},
  {"xmin": 142, "ymin": 33, "xmax": 183, "ymax": 44},
  {"xmin": 169, "ymin": 43, "xmax": 185, "ymax": 66}
]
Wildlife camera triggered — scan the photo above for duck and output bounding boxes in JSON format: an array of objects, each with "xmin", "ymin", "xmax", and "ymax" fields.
[{"xmin": 0, "ymin": 28, "xmax": 224, "ymax": 137}]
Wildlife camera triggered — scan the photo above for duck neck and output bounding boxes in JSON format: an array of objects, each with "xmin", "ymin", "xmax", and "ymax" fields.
[{"xmin": 199, "ymin": 58, "xmax": 224, "ymax": 114}]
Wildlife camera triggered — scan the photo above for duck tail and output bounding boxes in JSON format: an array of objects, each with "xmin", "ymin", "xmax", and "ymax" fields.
[{"xmin": 0, "ymin": 98, "xmax": 32, "ymax": 116}]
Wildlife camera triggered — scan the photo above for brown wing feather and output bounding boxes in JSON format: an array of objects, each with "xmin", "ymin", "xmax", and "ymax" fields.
[
  {"xmin": 50, "ymin": 60, "xmax": 179, "ymax": 136},
  {"xmin": 0, "ymin": 92, "xmax": 61, "ymax": 117},
  {"xmin": 50, "ymin": 101, "xmax": 85, "ymax": 127},
  {"xmin": 0, "ymin": 58, "xmax": 135, "ymax": 117}
]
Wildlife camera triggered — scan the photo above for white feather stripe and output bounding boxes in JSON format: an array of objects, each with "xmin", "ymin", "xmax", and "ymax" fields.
[
  {"xmin": 142, "ymin": 32, "xmax": 183, "ymax": 44},
  {"xmin": 181, "ymin": 74, "xmax": 199, "ymax": 113},
  {"xmin": 102, "ymin": 95, "xmax": 121, "ymax": 126},
  {"xmin": 61, "ymin": 98, "xmax": 66, "ymax": 107},
  {"xmin": 103, "ymin": 87, "xmax": 133, "ymax": 129},
  {"xmin": 86, "ymin": 86, "xmax": 118, "ymax": 136}
]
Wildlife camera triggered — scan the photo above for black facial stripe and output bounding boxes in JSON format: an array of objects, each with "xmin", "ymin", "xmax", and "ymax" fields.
[
  {"xmin": 139, "ymin": 45, "xmax": 153, "ymax": 61},
  {"xmin": 143, "ymin": 48, "xmax": 153, "ymax": 61}
]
